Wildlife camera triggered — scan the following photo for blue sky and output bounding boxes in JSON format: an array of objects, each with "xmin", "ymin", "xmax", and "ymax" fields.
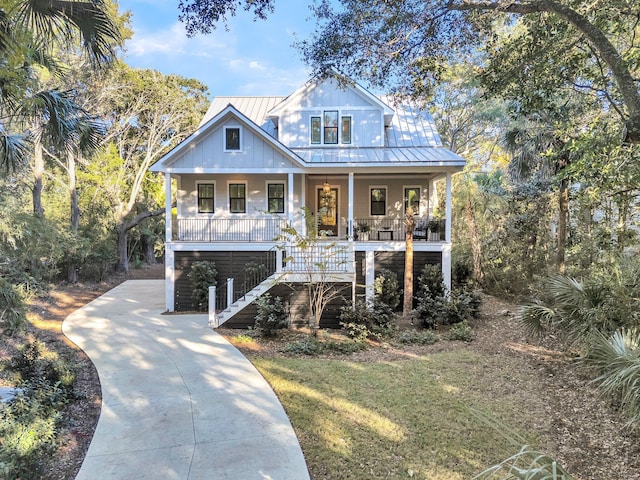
[{"xmin": 119, "ymin": 0, "xmax": 319, "ymax": 97}]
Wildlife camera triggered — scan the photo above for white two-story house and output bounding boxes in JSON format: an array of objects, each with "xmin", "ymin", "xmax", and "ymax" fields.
[{"xmin": 150, "ymin": 74, "xmax": 465, "ymax": 327}]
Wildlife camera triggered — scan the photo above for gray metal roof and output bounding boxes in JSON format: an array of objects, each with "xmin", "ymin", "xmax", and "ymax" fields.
[
  {"xmin": 291, "ymin": 146, "xmax": 465, "ymax": 166},
  {"xmin": 200, "ymin": 96, "xmax": 284, "ymax": 136},
  {"xmin": 196, "ymin": 90, "xmax": 463, "ymax": 169}
]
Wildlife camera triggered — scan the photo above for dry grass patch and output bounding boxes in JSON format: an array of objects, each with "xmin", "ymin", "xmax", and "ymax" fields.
[{"xmin": 252, "ymin": 350, "xmax": 533, "ymax": 480}]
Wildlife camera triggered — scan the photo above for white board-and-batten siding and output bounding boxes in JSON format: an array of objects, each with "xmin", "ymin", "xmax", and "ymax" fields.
[{"xmin": 166, "ymin": 120, "xmax": 300, "ymax": 171}]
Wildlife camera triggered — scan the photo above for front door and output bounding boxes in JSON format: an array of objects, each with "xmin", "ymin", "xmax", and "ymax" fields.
[{"xmin": 317, "ymin": 187, "xmax": 338, "ymax": 236}]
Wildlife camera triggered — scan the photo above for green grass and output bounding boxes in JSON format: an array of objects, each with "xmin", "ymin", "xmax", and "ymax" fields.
[{"xmin": 252, "ymin": 350, "xmax": 532, "ymax": 480}]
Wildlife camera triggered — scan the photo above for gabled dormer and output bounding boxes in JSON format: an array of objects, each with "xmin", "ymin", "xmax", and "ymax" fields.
[{"xmin": 267, "ymin": 76, "xmax": 395, "ymax": 148}]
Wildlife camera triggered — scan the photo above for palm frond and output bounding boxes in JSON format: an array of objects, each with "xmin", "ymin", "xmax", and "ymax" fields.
[
  {"xmin": 15, "ymin": 0, "xmax": 121, "ymax": 66},
  {"xmin": 585, "ymin": 328, "xmax": 640, "ymax": 427},
  {"xmin": 519, "ymin": 302, "xmax": 556, "ymax": 337},
  {"xmin": 0, "ymin": 127, "xmax": 30, "ymax": 173}
]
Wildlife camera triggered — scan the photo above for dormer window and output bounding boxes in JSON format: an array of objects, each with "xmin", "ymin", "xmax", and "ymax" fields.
[
  {"xmin": 310, "ymin": 112, "xmax": 352, "ymax": 145},
  {"xmin": 224, "ymin": 126, "xmax": 241, "ymax": 151}
]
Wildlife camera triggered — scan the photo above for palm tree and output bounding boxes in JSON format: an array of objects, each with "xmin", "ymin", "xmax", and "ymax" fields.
[
  {"xmin": 505, "ymin": 114, "xmax": 573, "ymax": 274},
  {"xmin": 0, "ymin": 0, "xmax": 121, "ymax": 171}
]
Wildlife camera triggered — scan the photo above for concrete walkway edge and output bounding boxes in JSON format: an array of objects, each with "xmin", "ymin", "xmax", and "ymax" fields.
[{"xmin": 62, "ymin": 280, "xmax": 310, "ymax": 480}]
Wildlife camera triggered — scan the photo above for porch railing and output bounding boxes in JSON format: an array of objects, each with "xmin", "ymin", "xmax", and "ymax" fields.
[
  {"xmin": 174, "ymin": 217, "xmax": 287, "ymax": 242},
  {"xmin": 282, "ymin": 242, "xmax": 353, "ymax": 273},
  {"xmin": 353, "ymin": 217, "xmax": 446, "ymax": 241}
]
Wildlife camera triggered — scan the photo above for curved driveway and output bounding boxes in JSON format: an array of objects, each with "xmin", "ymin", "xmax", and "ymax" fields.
[{"xmin": 63, "ymin": 280, "xmax": 309, "ymax": 480}]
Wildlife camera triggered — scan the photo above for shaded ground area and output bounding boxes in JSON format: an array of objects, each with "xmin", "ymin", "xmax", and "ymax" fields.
[
  {"xmin": 0, "ymin": 264, "xmax": 164, "ymax": 480},
  {"xmin": 2, "ymin": 272, "xmax": 638, "ymax": 479},
  {"xmin": 221, "ymin": 295, "xmax": 640, "ymax": 480}
]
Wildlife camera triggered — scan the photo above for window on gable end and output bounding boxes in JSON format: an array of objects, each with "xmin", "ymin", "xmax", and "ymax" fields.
[
  {"xmin": 310, "ymin": 116, "xmax": 321, "ymax": 144},
  {"xmin": 341, "ymin": 116, "xmax": 352, "ymax": 144},
  {"xmin": 225, "ymin": 126, "xmax": 241, "ymax": 151},
  {"xmin": 323, "ymin": 111, "xmax": 338, "ymax": 144}
]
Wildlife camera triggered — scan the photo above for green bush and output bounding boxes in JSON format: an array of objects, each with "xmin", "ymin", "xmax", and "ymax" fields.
[
  {"xmin": 0, "ymin": 277, "xmax": 27, "ymax": 335},
  {"xmin": 187, "ymin": 261, "xmax": 217, "ymax": 311},
  {"xmin": 339, "ymin": 299, "xmax": 395, "ymax": 340},
  {"xmin": 448, "ymin": 321, "xmax": 475, "ymax": 342},
  {"xmin": 396, "ymin": 330, "xmax": 439, "ymax": 345},
  {"xmin": 374, "ymin": 268, "xmax": 401, "ymax": 310},
  {"xmin": 418, "ymin": 264, "xmax": 446, "ymax": 298},
  {"xmin": 281, "ymin": 337, "xmax": 324, "ymax": 355},
  {"xmin": 255, "ymin": 293, "xmax": 288, "ymax": 337}
]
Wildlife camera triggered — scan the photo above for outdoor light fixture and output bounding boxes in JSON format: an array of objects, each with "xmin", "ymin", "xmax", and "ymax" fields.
[{"xmin": 322, "ymin": 178, "xmax": 331, "ymax": 195}]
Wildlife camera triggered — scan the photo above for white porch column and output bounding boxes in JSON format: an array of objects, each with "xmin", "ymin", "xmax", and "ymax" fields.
[
  {"xmin": 348, "ymin": 172, "xmax": 354, "ymax": 239},
  {"xmin": 226, "ymin": 278, "xmax": 234, "ymax": 307},
  {"xmin": 300, "ymin": 174, "xmax": 306, "ymax": 236},
  {"xmin": 288, "ymin": 173, "xmax": 294, "ymax": 226},
  {"xmin": 442, "ymin": 244, "xmax": 452, "ymax": 294},
  {"xmin": 444, "ymin": 172, "xmax": 453, "ymax": 294},
  {"xmin": 445, "ymin": 172, "xmax": 452, "ymax": 243},
  {"xmin": 165, "ymin": 173, "xmax": 172, "ymax": 242},
  {"xmin": 365, "ymin": 251, "xmax": 375, "ymax": 304},
  {"xmin": 165, "ymin": 246, "xmax": 175, "ymax": 311}
]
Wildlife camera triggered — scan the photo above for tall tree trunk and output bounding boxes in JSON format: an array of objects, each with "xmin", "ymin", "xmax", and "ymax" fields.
[
  {"xmin": 402, "ymin": 208, "xmax": 415, "ymax": 326},
  {"xmin": 32, "ymin": 142, "xmax": 45, "ymax": 216},
  {"xmin": 465, "ymin": 196, "xmax": 484, "ymax": 284},
  {"xmin": 557, "ymin": 177, "xmax": 569, "ymax": 274},
  {"xmin": 141, "ymin": 233, "xmax": 156, "ymax": 265},
  {"xmin": 116, "ymin": 208, "xmax": 165, "ymax": 273},
  {"xmin": 67, "ymin": 151, "xmax": 80, "ymax": 283}
]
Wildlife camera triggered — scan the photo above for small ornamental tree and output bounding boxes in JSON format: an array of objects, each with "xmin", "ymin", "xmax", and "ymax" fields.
[
  {"xmin": 278, "ymin": 208, "xmax": 350, "ymax": 335},
  {"xmin": 187, "ymin": 261, "xmax": 217, "ymax": 311}
]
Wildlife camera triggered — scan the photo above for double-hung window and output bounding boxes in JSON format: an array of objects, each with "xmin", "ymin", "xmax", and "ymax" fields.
[
  {"xmin": 267, "ymin": 183, "xmax": 285, "ymax": 214},
  {"xmin": 310, "ymin": 112, "xmax": 352, "ymax": 145},
  {"xmin": 229, "ymin": 183, "xmax": 246, "ymax": 213},
  {"xmin": 370, "ymin": 187, "xmax": 387, "ymax": 216},
  {"xmin": 197, "ymin": 183, "xmax": 215, "ymax": 214}
]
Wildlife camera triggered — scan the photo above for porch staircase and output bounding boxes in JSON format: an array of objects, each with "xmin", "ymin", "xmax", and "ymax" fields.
[{"xmin": 210, "ymin": 273, "xmax": 281, "ymax": 327}]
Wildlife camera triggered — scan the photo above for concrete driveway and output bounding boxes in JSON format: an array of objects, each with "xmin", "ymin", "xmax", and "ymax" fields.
[{"xmin": 62, "ymin": 280, "xmax": 310, "ymax": 480}]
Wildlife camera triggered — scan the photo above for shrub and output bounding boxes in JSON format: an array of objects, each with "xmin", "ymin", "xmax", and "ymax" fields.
[
  {"xmin": 418, "ymin": 264, "xmax": 445, "ymax": 298},
  {"xmin": 584, "ymin": 328, "xmax": 640, "ymax": 427},
  {"xmin": 255, "ymin": 293, "xmax": 288, "ymax": 337},
  {"xmin": 0, "ymin": 277, "xmax": 27, "ymax": 335},
  {"xmin": 188, "ymin": 261, "xmax": 217, "ymax": 311},
  {"xmin": 448, "ymin": 321, "xmax": 475, "ymax": 342},
  {"xmin": 339, "ymin": 299, "xmax": 395, "ymax": 340},
  {"xmin": 374, "ymin": 268, "xmax": 401, "ymax": 310},
  {"xmin": 396, "ymin": 330, "xmax": 439, "ymax": 345},
  {"xmin": 281, "ymin": 337, "xmax": 324, "ymax": 355}
]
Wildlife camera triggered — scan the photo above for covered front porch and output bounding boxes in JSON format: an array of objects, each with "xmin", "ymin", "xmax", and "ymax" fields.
[{"xmin": 165, "ymin": 171, "xmax": 454, "ymax": 244}]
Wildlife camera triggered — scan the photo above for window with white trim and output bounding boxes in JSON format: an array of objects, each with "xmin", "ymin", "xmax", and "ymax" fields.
[
  {"xmin": 229, "ymin": 183, "xmax": 246, "ymax": 213},
  {"xmin": 309, "ymin": 112, "xmax": 352, "ymax": 145},
  {"xmin": 370, "ymin": 187, "xmax": 387, "ymax": 216},
  {"xmin": 404, "ymin": 187, "xmax": 420, "ymax": 214},
  {"xmin": 224, "ymin": 126, "xmax": 241, "ymax": 151},
  {"xmin": 267, "ymin": 183, "xmax": 285, "ymax": 214},
  {"xmin": 197, "ymin": 183, "xmax": 215, "ymax": 214}
]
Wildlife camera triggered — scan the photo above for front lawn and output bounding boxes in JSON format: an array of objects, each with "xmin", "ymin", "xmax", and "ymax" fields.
[{"xmin": 252, "ymin": 351, "xmax": 521, "ymax": 479}]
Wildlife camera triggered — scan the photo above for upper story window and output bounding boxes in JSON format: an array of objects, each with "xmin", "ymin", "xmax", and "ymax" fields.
[
  {"xmin": 324, "ymin": 111, "xmax": 338, "ymax": 144},
  {"xmin": 197, "ymin": 183, "xmax": 215, "ymax": 214},
  {"xmin": 370, "ymin": 186, "xmax": 387, "ymax": 216},
  {"xmin": 310, "ymin": 112, "xmax": 352, "ymax": 145},
  {"xmin": 229, "ymin": 183, "xmax": 246, "ymax": 213},
  {"xmin": 224, "ymin": 126, "xmax": 241, "ymax": 151},
  {"xmin": 341, "ymin": 116, "xmax": 352, "ymax": 144},
  {"xmin": 267, "ymin": 183, "xmax": 285, "ymax": 214}
]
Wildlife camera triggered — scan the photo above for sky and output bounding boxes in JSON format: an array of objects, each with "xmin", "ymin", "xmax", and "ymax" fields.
[{"xmin": 118, "ymin": 0, "xmax": 320, "ymax": 98}]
